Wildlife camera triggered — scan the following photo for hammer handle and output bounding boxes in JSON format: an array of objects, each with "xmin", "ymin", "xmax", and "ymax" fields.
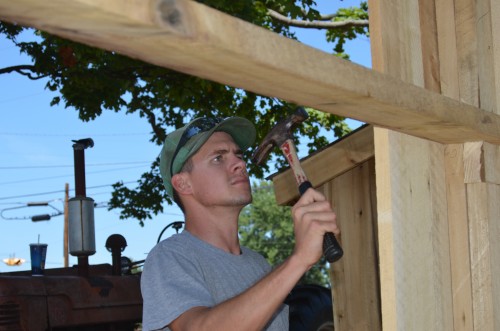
[
  {"xmin": 281, "ymin": 140, "xmax": 343, "ymax": 263},
  {"xmin": 298, "ymin": 181, "xmax": 344, "ymax": 263}
]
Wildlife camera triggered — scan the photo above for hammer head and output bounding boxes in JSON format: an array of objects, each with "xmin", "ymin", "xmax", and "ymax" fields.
[{"xmin": 252, "ymin": 107, "xmax": 309, "ymax": 165}]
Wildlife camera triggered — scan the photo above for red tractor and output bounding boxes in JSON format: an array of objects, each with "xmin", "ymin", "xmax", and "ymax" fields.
[
  {"xmin": 0, "ymin": 138, "xmax": 143, "ymax": 331},
  {"xmin": 0, "ymin": 238, "xmax": 143, "ymax": 331}
]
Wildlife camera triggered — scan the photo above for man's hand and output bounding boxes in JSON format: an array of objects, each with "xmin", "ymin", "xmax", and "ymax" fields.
[{"xmin": 291, "ymin": 188, "xmax": 339, "ymax": 268}]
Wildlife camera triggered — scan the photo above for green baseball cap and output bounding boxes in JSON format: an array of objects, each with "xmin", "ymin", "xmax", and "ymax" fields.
[{"xmin": 159, "ymin": 116, "xmax": 256, "ymax": 197}]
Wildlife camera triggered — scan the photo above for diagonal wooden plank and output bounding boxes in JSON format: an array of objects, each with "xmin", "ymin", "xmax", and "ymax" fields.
[{"xmin": 1, "ymin": 0, "xmax": 500, "ymax": 144}]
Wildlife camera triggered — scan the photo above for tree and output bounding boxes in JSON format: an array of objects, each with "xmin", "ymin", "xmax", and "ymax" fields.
[
  {"xmin": 239, "ymin": 181, "xmax": 330, "ymax": 286},
  {"xmin": 0, "ymin": 0, "xmax": 368, "ymax": 223}
]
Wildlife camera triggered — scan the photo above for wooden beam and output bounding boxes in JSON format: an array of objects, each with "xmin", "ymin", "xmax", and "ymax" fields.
[
  {"xmin": 476, "ymin": 0, "xmax": 500, "ymax": 114},
  {"xmin": 371, "ymin": 128, "xmax": 397, "ymax": 331},
  {"xmin": 464, "ymin": 141, "xmax": 500, "ymax": 184},
  {"xmin": 466, "ymin": 183, "xmax": 500, "ymax": 330},
  {"xmin": 455, "ymin": 0, "xmax": 479, "ymax": 106},
  {"xmin": 418, "ymin": 0, "xmax": 441, "ymax": 93},
  {"xmin": 436, "ymin": 3, "xmax": 476, "ymax": 326},
  {"xmin": 444, "ymin": 144, "xmax": 473, "ymax": 331},
  {"xmin": 374, "ymin": 129, "xmax": 454, "ymax": 331},
  {"xmin": 436, "ymin": 0, "xmax": 460, "ymax": 99},
  {"xmin": 370, "ymin": 1, "xmax": 454, "ymax": 330},
  {"xmin": 2, "ymin": 0, "xmax": 500, "ymax": 144},
  {"xmin": 492, "ymin": 0, "xmax": 500, "ymax": 112},
  {"xmin": 325, "ymin": 159, "xmax": 381, "ymax": 331},
  {"xmin": 272, "ymin": 125, "xmax": 374, "ymax": 205}
]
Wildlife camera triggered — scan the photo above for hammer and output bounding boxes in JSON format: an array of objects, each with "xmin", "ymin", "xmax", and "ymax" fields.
[{"xmin": 252, "ymin": 107, "xmax": 343, "ymax": 263}]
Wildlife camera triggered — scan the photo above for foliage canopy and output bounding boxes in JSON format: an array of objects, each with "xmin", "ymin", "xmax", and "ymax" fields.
[{"xmin": 0, "ymin": 0, "xmax": 368, "ymax": 223}]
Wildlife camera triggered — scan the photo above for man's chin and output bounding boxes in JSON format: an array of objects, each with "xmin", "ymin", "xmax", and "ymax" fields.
[{"xmin": 231, "ymin": 193, "xmax": 252, "ymax": 207}]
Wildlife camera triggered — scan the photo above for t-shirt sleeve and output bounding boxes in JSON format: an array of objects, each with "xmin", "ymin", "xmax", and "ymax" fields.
[{"xmin": 141, "ymin": 243, "xmax": 214, "ymax": 331}]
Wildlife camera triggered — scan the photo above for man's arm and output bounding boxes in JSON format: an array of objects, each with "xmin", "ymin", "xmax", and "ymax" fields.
[{"xmin": 170, "ymin": 188, "xmax": 339, "ymax": 331}]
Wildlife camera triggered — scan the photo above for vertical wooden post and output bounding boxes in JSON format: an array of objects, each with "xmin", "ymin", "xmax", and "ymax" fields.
[
  {"xmin": 64, "ymin": 183, "xmax": 69, "ymax": 267},
  {"xmin": 325, "ymin": 159, "xmax": 381, "ymax": 331},
  {"xmin": 462, "ymin": 0, "xmax": 500, "ymax": 329},
  {"xmin": 370, "ymin": 0, "xmax": 500, "ymax": 329},
  {"xmin": 437, "ymin": 0, "xmax": 475, "ymax": 329},
  {"xmin": 464, "ymin": 141, "xmax": 500, "ymax": 330},
  {"xmin": 370, "ymin": 0, "xmax": 454, "ymax": 329},
  {"xmin": 443, "ymin": 144, "xmax": 473, "ymax": 331}
]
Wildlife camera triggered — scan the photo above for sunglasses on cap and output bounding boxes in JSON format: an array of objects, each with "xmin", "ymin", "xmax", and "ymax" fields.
[{"xmin": 170, "ymin": 117, "xmax": 223, "ymax": 176}]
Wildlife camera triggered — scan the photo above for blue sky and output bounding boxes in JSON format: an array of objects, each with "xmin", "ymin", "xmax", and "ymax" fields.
[{"xmin": 0, "ymin": 1, "xmax": 370, "ymax": 272}]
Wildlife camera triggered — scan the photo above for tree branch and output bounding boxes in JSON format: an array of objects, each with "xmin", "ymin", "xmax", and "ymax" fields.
[
  {"xmin": 146, "ymin": 110, "xmax": 166, "ymax": 143},
  {"xmin": 267, "ymin": 9, "xmax": 368, "ymax": 29},
  {"xmin": 318, "ymin": 13, "xmax": 337, "ymax": 21},
  {"xmin": 0, "ymin": 64, "xmax": 50, "ymax": 80},
  {"xmin": 300, "ymin": 9, "xmax": 337, "ymax": 21}
]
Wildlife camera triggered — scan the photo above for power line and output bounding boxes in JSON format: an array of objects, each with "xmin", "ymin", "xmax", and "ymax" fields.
[
  {"xmin": 0, "ymin": 132, "xmax": 149, "ymax": 137},
  {"xmin": 0, "ymin": 161, "xmax": 151, "ymax": 169},
  {"xmin": 0, "ymin": 164, "xmax": 150, "ymax": 186},
  {"xmin": 0, "ymin": 181, "xmax": 137, "ymax": 201},
  {"xmin": 0, "ymin": 92, "xmax": 45, "ymax": 104}
]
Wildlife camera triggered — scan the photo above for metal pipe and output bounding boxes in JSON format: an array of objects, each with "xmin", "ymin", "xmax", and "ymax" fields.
[
  {"xmin": 70, "ymin": 138, "xmax": 94, "ymax": 277},
  {"xmin": 72, "ymin": 138, "xmax": 93, "ymax": 197}
]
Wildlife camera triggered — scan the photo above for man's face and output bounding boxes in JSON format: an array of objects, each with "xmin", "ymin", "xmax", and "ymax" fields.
[{"xmin": 186, "ymin": 131, "xmax": 252, "ymax": 208}]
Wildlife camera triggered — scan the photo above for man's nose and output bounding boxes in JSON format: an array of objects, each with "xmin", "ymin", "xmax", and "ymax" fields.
[{"xmin": 230, "ymin": 154, "xmax": 246, "ymax": 172}]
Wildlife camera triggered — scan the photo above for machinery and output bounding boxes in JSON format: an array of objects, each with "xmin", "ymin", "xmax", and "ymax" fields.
[
  {"xmin": 0, "ymin": 138, "xmax": 142, "ymax": 331},
  {"xmin": 0, "ymin": 137, "xmax": 334, "ymax": 331},
  {"xmin": 0, "ymin": 244, "xmax": 142, "ymax": 331}
]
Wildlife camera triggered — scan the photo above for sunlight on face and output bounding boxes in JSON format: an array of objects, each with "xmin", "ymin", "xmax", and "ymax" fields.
[{"xmin": 188, "ymin": 132, "xmax": 252, "ymax": 208}]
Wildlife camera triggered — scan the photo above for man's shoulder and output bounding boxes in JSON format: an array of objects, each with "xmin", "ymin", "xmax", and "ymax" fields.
[
  {"xmin": 142, "ymin": 231, "xmax": 201, "ymax": 276},
  {"xmin": 241, "ymin": 246, "xmax": 265, "ymax": 259},
  {"xmin": 148, "ymin": 231, "xmax": 195, "ymax": 257},
  {"xmin": 146, "ymin": 231, "xmax": 269, "ymax": 270}
]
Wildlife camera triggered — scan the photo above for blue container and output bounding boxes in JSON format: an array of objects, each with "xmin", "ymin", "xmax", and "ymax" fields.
[{"xmin": 30, "ymin": 243, "xmax": 47, "ymax": 276}]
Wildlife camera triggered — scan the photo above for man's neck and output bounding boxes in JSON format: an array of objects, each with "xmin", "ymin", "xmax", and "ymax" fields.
[{"xmin": 184, "ymin": 206, "xmax": 242, "ymax": 255}]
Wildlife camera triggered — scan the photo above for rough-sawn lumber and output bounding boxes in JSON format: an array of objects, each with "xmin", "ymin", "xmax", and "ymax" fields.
[{"xmin": 1, "ymin": 0, "xmax": 500, "ymax": 144}]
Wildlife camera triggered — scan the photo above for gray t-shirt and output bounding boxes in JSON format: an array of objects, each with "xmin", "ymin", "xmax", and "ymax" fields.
[{"xmin": 141, "ymin": 231, "xmax": 289, "ymax": 331}]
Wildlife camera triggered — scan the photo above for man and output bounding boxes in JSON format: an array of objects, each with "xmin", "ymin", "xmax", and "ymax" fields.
[{"xmin": 141, "ymin": 116, "xmax": 339, "ymax": 331}]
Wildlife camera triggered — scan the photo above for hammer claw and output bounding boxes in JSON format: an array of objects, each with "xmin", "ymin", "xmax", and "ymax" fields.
[
  {"xmin": 252, "ymin": 142, "xmax": 274, "ymax": 166},
  {"xmin": 251, "ymin": 107, "xmax": 309, "ymax": 165}
]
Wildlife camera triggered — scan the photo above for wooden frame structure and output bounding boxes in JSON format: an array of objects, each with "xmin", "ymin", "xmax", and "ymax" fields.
[{"xmin": 1, "ymin": 0, "xmax": 499, "ymax": 329}]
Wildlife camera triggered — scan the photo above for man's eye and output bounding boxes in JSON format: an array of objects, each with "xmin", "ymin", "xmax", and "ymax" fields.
[{"xmin": 213, "ymin": 155, "xmax": 222, "ymax": 162}]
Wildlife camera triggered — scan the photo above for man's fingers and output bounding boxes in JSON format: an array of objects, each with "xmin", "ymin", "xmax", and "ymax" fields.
[
  {"xmin": 292, "ymin": 199, "xmax": 332, "ymax": 223},
  {"xmin": 295, "ymin": 187, "xmax": 326, "ymax": 206},
  {"xmin": 302, "ymin": 211, "xmax": 340, "ymax": 235},
  {"xmin": 292, "ymin": 199, "xmax": 339, "ymax": 236}
]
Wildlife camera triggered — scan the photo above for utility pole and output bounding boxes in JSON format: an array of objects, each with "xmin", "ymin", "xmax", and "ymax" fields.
[{"xmin": 64, "ymin": 183, "xmax": 69, "ymax": 267}]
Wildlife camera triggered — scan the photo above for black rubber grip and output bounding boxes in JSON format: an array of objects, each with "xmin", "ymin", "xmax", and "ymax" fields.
[
  {"xmin": 323, "ymin": 232, "xmax": 343, "ymax": 263},
  {"xmin": 299, "ymin": 181, "xmax": 343, "ymax": 263},
  {"xmin": 298, "ymin": 181, "xmax": 313, "ymax": 195}
]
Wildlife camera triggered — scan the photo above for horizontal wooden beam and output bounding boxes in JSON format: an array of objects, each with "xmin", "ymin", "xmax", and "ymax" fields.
[
  {"xmin": 1, "ymin": 0, "xmax": 500, "ymax": 144},
  {"xmin": 272, "ymin": 125, "xmax": 375, "ymax": 205}
]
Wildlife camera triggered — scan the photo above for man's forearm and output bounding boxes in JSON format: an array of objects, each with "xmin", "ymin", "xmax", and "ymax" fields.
[{"xmin": 170, "ymin": 254, "xmax": 308, "ymax": 331}]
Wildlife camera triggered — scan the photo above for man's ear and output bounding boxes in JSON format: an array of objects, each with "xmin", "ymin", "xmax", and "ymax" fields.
[{"xmin": 171, "ymin": 173, "xmax": 192, "ymax": 195}]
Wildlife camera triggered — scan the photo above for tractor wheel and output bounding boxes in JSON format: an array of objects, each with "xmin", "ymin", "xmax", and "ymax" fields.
[{"xmin": 286, "ymin": 284, "xmax": 334, "ymax": 331}]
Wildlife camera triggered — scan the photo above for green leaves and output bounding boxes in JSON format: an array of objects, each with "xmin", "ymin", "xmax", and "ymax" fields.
[
  {"xmin": 0, "ymin": 0, "xmax": 366, "ymax": 223},
  {"xmin": 108, "ymin": 158, "xmax": 170, "ymax": 226},
  {"xmin": 326, "ymin": 1, "xmax": 369, "ymax": 58}
]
